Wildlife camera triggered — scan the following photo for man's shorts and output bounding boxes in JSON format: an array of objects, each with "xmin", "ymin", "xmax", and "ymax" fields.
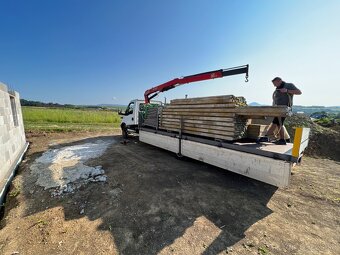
[{"xmin": 272, "ymin": 117, "xmax": 286, "ymax": 126}]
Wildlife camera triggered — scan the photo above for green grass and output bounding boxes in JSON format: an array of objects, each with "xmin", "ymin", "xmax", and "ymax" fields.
[{"xmin": 23, "ymin": 106, "xmax": 122, "ymax": 132}]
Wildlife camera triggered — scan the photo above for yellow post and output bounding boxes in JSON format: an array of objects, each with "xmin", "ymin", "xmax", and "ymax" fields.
[{"xmin": 292, "ymin": 127, "xmax": 303, "ymax": 158}]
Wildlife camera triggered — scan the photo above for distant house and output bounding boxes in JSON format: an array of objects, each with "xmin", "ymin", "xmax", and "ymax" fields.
[{"xmin": 310, "ymin": 113, "xmax": 328, "ymax": 119}]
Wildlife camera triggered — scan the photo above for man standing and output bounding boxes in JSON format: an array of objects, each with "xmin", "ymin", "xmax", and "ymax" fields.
[{"xmin": 259, "ymin": 77, "xmax": 302, "ymax": 145}]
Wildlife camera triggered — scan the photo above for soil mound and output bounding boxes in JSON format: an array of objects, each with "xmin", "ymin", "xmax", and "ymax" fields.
[{"xmin": 285, "ymin": 114, "xmax": 340, "ymax": 161}]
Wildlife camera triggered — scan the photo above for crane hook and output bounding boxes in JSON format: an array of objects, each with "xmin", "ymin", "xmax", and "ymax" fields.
[{"xmin": 245, "ymin": 74, "xmax": 249, "ymax": 82}]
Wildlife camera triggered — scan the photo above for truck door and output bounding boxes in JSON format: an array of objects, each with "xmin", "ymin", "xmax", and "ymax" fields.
[{"xmin": 124, "ymin": 101, "xmax": 135, "ymax": 126}]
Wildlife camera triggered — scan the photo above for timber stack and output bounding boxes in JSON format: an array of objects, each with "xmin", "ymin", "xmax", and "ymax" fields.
[
  {"xmin": 159, "ymin": 95, "xmax": 249, "ymax": 141},
  {"xmin": 142, "ymin": 95, "xmax": 292, "ymax": 141}
]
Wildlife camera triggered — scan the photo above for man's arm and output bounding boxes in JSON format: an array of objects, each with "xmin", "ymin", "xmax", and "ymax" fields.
[
  {"xmin": 288, "ymin": 88, "xmax": 302, "ymax": 95},
  {"xmin": 278, "ymin": 84, "xmax": 302, "ymax": 95}
]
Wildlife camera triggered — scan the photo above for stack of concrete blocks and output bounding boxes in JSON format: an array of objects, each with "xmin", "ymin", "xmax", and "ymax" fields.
[{"xmin": 0, "ymin": 82, "xmax": 28, "ymax": 204}]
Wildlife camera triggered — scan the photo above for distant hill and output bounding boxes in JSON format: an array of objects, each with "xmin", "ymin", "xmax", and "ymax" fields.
[
  {"xmin": 20, "ymin": 99, "xmax": 124, "ymax": 110},
  {"xmin": 248, "ymin": 102, "xmax": 265, "ymax": 106},
  {"xmin": 21, "ymin": 99, "xmax": 66, "ymax": 108},
  {"xmin": 97, "ymin": 104, "xmax": 126, "ymax": 108}
]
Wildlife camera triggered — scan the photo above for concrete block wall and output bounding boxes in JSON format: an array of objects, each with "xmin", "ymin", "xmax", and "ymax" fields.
[{"xmin": 0, "ymin": 82, "xmax": 27, "ymax": 201}]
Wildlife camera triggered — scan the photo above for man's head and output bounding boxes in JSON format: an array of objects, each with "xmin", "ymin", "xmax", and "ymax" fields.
[{"xmin": 272, "ymin": 77, "xmax": 282, "ymax": 87}]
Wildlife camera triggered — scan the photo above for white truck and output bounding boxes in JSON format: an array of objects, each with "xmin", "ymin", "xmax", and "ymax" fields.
[{"xmin": 120, "ymin": 65, "xmax": 310, "ymax": 188}]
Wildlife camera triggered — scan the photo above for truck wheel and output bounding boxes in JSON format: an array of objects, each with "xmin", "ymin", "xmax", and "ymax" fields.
[{"xmin": 121, "ymin": 123, "xmax": 128, "ymax": 139}]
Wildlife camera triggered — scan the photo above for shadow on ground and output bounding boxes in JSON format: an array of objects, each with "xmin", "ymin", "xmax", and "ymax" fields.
[{"xmin": 19, "ymin": 135, "xmax": 277, "ymax": 254}]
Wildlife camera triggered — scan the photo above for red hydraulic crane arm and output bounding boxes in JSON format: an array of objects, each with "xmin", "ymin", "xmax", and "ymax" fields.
[{"xmin": 144, "ymin": 64, "xmax": 249, "ymax": 103}]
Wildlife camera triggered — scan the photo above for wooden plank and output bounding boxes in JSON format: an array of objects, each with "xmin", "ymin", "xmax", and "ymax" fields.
[
  {"xmin": 172, "ymin": 95, "xmax": 235, "ymax": 101},
  {"xmin": 164, "ymin": 108, "xmax": 290, "ymax": 115},
  {"xmin": 240, "ymin": 106, "xmax": 289, "ymax": 110},
  {"xmin": 168, "ymin": 100, "xmax": 245, "ymax": 106},
  {"xmin": 161, "ymin": 117, "xmax": 246, "ymax": 124},
  {"xmin": 235, "ymin": 106, "xmax": 290, "ymax": 116},
  {"xmin": 161, "ymin": 122, "xmax": 247, "ymax": 134},
  {"xmin": 170, "ymin": 95, "xmax": 240, "ymax": 105},
  {"xmin": 160, "ymin": 122, "xmax": 237, "ymax": 132},
  {"xmin": 160, "ymin": 123, "xmax": 238, "ymax": 134},
  {"xmin": 163, "ymin": 108, "xmax": 239, "ymax": 113},
  {"xmin": 235, "ymin": 107, "xmax": 290, "ymax": 113},
  {"xmin": 166, "ymin": 103, "xmax": 238, "ymax": 109},
  {"xmin": 159, "ymin": 127, "xmax": 235, "ymax": 140},
  {"xmin": 250, "ymin": 118, "xmax": 272, "ymax": 125},
  {"xmin": 163, "ymin": 111, "xmax": 287, "ymax": 118},
  {"xmin": 162, "ymin": 112, "xmax": 236, "ymax": 117},
  {"xmin": 160, "ymin": 115, "xmax": 236, "ymax": 122},
  {"xmin": 163, "ymin": 106, "xmax": 290, "ymax": 115},
  {"xmin": 160, "ymin": 124, "xmax": 237, "ymax": 136},
  {"xmin": 236, "ymin": 112, "xmax": 289, "ymax": 117},
  {"xmin": 161, "ymin": 119, "xmax": 237, "ymax": 127}
]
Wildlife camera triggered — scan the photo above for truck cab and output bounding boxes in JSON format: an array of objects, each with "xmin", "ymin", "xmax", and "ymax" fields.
[{"xmin": 119, "ymin": 99, "xmax": 162, "ymax": 138}]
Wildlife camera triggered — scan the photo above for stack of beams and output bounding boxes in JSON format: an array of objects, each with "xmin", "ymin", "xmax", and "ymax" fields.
[
  {"xmin": 159, "ymin": 95, "xmax": 291, "ymax": 141},
  {"xmin": 159, "ymin": 95, "xmax": 248, "ymax": 140}
]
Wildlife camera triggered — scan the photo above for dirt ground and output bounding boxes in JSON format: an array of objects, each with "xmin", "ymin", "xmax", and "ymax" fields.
[{"xmin": 0, "ymin": 131, "xmax": 339, "ymax": 255}]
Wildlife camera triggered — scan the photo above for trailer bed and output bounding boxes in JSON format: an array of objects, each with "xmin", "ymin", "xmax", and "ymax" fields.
[{"xmin": 139, "ymin": 127, "xmax": 309, "ymax": 188}]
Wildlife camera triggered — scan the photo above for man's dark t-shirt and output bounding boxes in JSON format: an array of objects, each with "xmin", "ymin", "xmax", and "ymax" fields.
[{"xmin": 273, "ymin": 82, "xmax": 298, "ymax": 106}]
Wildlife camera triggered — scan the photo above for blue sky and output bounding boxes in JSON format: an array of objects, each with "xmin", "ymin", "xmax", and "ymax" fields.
[{"xmin": 0, "ymin": 0, "xmax": 339, "ymax": 106}]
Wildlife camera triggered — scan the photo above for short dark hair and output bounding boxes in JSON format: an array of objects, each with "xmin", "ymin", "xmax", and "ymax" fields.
[{"xmin": 272, "ymin": 77, "xmax": 282, "ymax": 82}]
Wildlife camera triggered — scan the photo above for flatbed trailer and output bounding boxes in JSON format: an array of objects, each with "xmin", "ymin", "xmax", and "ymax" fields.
[{"xmin": 139, "ymin": 127, "xmax": 310, "ymax": 188}]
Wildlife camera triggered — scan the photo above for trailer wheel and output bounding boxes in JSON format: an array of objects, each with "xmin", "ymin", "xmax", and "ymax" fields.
[{"xmin": 121, "ymin": 123, "xmax": 128, "ymax": 139}]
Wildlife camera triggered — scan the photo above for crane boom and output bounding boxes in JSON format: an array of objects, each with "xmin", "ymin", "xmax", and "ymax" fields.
[{"xmin": 144, "ymin": 64, "xmax": 249, "ymax": 103}]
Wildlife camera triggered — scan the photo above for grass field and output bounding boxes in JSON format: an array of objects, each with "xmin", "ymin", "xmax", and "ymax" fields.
[{"xmin": 22, "ymin": 106, "xmax": 122, "ymax": 132}]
